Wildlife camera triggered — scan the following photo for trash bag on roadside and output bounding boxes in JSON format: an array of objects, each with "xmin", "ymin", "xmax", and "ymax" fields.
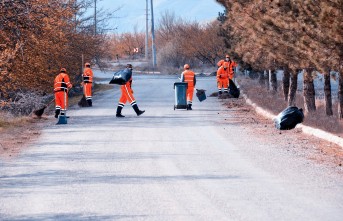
[
  {"xmin": 109, "ymin": 69, "xmax": 132, "ymax": 85},
  {"xmin": 229, "ymin": 79, "xmax": 240, "ymax": 98},
  {"xmin": 275, "ymin": 106, "xmax": 304, "ymax": 130},
  {"xmin": 196, "ymin": 89, "xmax": 206, "ymax": 102}
]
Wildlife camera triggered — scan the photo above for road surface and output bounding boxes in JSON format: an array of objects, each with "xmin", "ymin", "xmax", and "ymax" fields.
[{"xmin": 0, "ymin": 73, "xmax": 342, "ymax": 220}]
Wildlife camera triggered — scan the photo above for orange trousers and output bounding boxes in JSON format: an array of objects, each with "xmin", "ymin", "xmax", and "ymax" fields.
[
  {"xmin": 118, "ymin": 84, "xmax": 136, "ymax": 107},
  {"xmin": 217, "ymin": 78, "xmax": 229, "ymax": 92},
  {"xmin": 55, "ymin": 91, "xmax": 68, "ymax": 111},
  {"xmin": 84, "ymin": 83, "xmax": 92, "ymax": 100},
  {"xmin": 186, "ymin": 87, "xmax": 194, "ymax": 104}
]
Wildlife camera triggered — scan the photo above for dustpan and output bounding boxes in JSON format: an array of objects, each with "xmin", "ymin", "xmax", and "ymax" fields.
[{"xmin": 56, "ymin": 114, "xmax": 67, "ymax": 124}]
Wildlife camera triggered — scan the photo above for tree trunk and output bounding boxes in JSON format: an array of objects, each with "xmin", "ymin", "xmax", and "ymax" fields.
[
  {"xmin": 339, "ymin": 72, "xmax": 343, "ymax": 119},
  {"xmin": 265, "ymin": 70, "xmax": 269, "ymax": 90},
  {"xmin": 258, "ymin": 71, "xmax": 265, "ymax": 86},
  {"xmin": 288, "ymin": 71, "xmax": 298, "ymax": 106},
  {"xmin": 283, "ymin": 67, "xmax": 290, "ymax": 101},
  {"xmin": 323, "ymin": 71, "xmax": 333, "ymax": 116},
  {"xmin": 303, "ymin": 69, "xmax": 316, "ymax": 113},
  {"xmin": 269, "ymin": 70, "xmax": 277, "ymax": 94}
]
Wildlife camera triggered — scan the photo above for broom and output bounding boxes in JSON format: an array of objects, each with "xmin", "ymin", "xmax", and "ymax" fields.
[
  {"xmin": 78, "ymin": 83, "xmax": 89, "ymax": 107},
  {"xmin": 33, "ymin": 98, "xmax": 55, "ymax": 118}
]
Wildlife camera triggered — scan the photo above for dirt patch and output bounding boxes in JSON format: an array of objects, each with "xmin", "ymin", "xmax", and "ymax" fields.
[
  {"xmin": 222, "ymin": 97, "xmax": 343, "ymax": 171},
  {"xmin": 0, "ymin": 116, "xmax": 48, "ymax": 159}
]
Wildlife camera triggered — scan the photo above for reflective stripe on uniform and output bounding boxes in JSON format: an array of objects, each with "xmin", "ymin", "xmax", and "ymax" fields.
[
  {"xmin": 118, "ymin": 102, "xmax": 125, "ymax": 107},
  {"xmin": 124, "ymin": 85, "xmax": 134, "ymax": 102}
]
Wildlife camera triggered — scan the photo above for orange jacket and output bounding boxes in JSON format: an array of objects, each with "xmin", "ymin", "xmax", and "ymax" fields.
[
  {"xmin": 217, "ymin": 59, "xmax": 237, "ymax": 70},
  {"xmin": 181, "ymin": 70, "xmax": 196, "ymax": 87},
  {"xmin": 83, "ymin": 67, "xmax": 93, "ymax": 83},
  {"xmin": 54, "ymin": 72, "xmax": 72, "ymax": 92},
  {"xmin": 217, "ymin": 66, "xmax": 230, "ymax": 80},
  {"xmin": 227, "ymin": 61, "xmax": 237, "ymax": 79},
  {"xmin": 227, "ymin": 61, "xmax": 237, "ymax": 72},
  {"xmin": 217, "ymin": 59, "xmax": 225, "ymax": 67}
]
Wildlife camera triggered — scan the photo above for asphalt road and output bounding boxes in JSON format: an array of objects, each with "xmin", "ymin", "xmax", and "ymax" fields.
[{"xmin": 0, "ymin": 73, "xmax": 342, "ymax": 221}]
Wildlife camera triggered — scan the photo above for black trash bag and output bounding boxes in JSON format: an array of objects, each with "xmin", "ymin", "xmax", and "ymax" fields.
[
  {"xmin": 196, "ymin": 89, "xmax": 206, "ymax": 102},
  {"xmin": 109, "ymin": 69, "xmax": 132, "ymax": 85},
  {"xmin": 229, "ymin": 79, "xmax": 240, "ymax": 98},
  {"xmin": 275, "ymin": 106, "xmax": 304, "ymax": 130}
]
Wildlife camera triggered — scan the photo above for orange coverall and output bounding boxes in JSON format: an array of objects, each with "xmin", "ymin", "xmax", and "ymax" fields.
[
  {"xmin": 83, "ymin": 67, "xmax": 93, "ymax": 102},
  {"xmin": 217, "ymin": 61, "xmax": 237, "ymax": 93},
  {"xmin": 118, "ymin": 77, "xmax": 137, "ymax": 108},
  {"xmin": 181, "ymin": 70, "xmax": 196, "ymax": 104},
  {"xmin": 217, "ymin": 65, "xmax": 230, "ymax": 93},
  {"xmin": 54, "ymin": 72, "xmax": 72, "ymax": 112}
]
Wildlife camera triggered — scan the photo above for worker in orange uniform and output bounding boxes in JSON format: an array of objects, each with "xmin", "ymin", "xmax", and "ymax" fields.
[
  {"xmin": 217, "ymin": 54, "xmax": 237, "ymax": 73},
  {"xmin": 116, "ymin": 64, "xmax": 145, "ymax": 117},
  {"xmin": 216, "ymin": 62, "xmax": 230, "ymax": 95},
  {"xmin": 217, "ymin": 54, "xmax": 231, "ymax": 68},
  {"xmin": 83, "ymin": 62, "xmax": 94, "ymax": 106},
  {"xmin": 217, "ymin": 55, "xmax": 237, "ymax": 95},
  {"xmin": 181, "ymin": 64, "xmax": 196, "ymax": 110},
  {"xmin": 54, "ymin": 68, "xmax": 72, "ymax": 118}
]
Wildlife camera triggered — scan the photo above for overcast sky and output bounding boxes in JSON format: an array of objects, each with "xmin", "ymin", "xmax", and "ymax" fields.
[{"xmin": 97, "ymin": 0, "xmax": 224, "ymax": 33}]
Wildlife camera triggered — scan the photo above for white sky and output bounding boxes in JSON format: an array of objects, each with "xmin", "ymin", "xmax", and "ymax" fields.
[{"xmin": 97, "ymin": 0, "xmax": 224, "ymax": 33}]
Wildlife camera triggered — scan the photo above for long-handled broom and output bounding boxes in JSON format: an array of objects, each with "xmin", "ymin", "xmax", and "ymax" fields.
[
  {"xmin": 78, "ymin": 83, "xmax": 89, "ymax": 107},
  {"xmin": 33, "ymin": 98, "xmax": 55, "ymax": 118}
]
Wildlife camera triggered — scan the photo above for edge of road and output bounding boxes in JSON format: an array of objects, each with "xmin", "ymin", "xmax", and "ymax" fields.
[{"xmin": 241, "ymin": 91, "xmax": 343, "ymax": 149}]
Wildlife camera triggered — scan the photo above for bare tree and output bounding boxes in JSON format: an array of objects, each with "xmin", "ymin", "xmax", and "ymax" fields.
[
  {"xmin": 282, "ymin": 67, "xmax": 290, "ymax": 101},
  {"xmin": 303, "ymin": 69, "xmax": 316, "ymax": 113},
  {"xmin": 288, "ymin": 71, "xmax": 298, "ymax": 107},
  {"xmin": 323, "ymin": 71, "xmax": 333, "ymax": 116}
]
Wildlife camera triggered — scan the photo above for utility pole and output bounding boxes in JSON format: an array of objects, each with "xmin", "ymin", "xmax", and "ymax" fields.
[
  {"xmin": 151, "ymin": 0, "xmax": 156, "ymax": 68},
  {"xmin": 94, "ymin": 0, "xmax": 97, "ymax": 35},
  {"xmin": 145, "ymin": 0, "xmax": 149, "ymax": 61}
]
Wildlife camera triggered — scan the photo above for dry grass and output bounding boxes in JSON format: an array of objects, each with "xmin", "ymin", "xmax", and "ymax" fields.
[
  {"xmin": 0, "ymin": 113, "xmax": 40, "ymax": 129},
  {"xmin": 238, "ymin": 76, "xmax": 343, "ymax": 137},
  {"xmin": 0, "ymin": 83, "xmax": 114, "ymax": 158}
]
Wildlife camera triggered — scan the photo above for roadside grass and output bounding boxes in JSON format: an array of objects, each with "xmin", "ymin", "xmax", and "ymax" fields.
[
  {"xmin": 237, "ymin": 76, "xmax": 343, "ymax": 137},
  {"xmin": 0, "ymin": 83, "xmax": 113, "ymax": 128},
  {"xmin": 0, "ymin": 113, "xmax": 35, "ymax": 129}
]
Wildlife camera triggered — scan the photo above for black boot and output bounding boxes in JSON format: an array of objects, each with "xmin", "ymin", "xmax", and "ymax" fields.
[
  {"xmin": 132, "ymin": 104, "xmax": 145, "ymax": 116},
  {"xmin": 218, "ymin": 91, "xmax": 223, "ymax": 96},
  {"xmin": 87, "ymin": 99, "xmax": 92, "ymax": 107},
  {"xmin": 116, "ymin": 106, "xmax": 125, "ymax": 117},
  {"xmin": 55, "ymin": 109, "xmax": 60, "ymax": 118},
  {"xmin": 187, "ymin": 104, "xmax": 192, "ymax": 110}
]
